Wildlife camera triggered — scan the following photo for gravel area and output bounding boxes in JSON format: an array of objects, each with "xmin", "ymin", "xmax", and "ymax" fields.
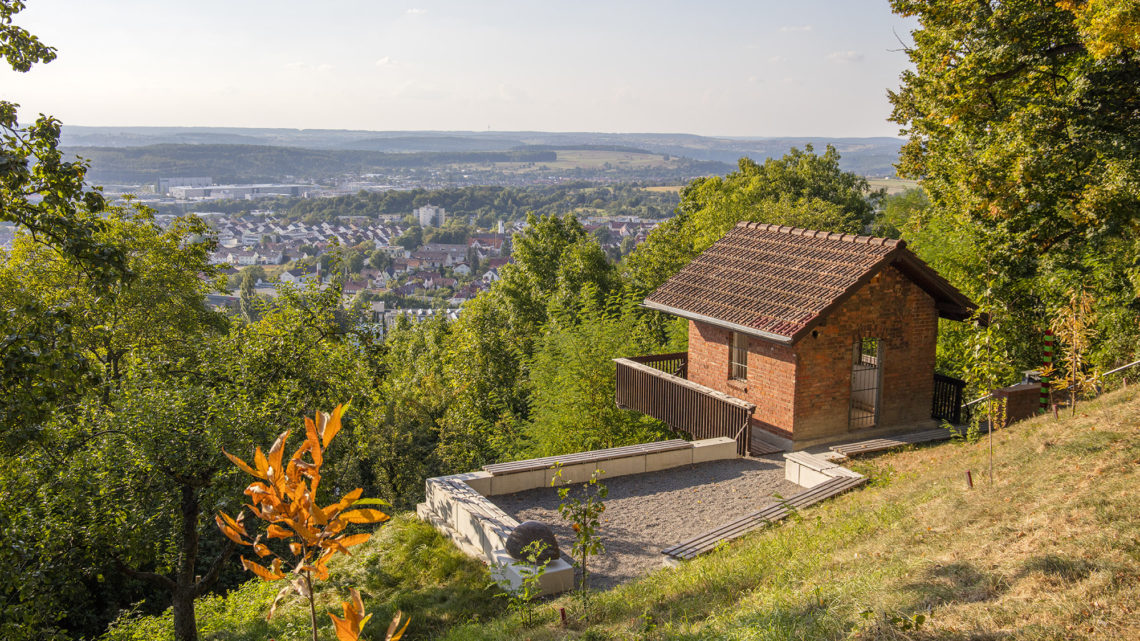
[{"xmin": 488, "ymin": 455, "xmax": 802, "ymax": 590}]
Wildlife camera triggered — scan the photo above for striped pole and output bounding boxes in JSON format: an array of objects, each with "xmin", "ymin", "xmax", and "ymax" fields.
[{"xmin": 1041, "ymin": 329, "xmax": 1053, "ymax": 414}]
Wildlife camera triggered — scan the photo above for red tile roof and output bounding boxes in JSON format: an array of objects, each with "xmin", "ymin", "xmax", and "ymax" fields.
[{"xmin": 644, "ymin": 222, "xmax": 977, "ymax": 343}]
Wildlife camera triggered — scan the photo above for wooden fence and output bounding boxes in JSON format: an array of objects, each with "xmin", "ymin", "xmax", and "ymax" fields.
[{"xmin": 614, "ymin": 356, "xmax": 756, "ymax": 456}]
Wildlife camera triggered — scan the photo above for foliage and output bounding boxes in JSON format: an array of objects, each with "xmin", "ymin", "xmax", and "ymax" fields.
[
  {"xmin": 218, "ymin": 405, "xmax": 388, "ymax": 636},
  {"xmin": 101, "ymin": 514, "xmax": 501, "ymax": 641},
  {"xmin": 494, "ymin": 540, "xmax": 551, "ymax": 627},
  {"xmin": 553, "ymin": 468, "xmax": 608, "ymax": 594},
  {"xmin": 1059, "ymin": 0, "xmax": 1140, "ymax": 58},
  {"xmin": 624, "ymin": 145, "xmax": 880, "ymax": 291},
  {"xmin": 1047, "ymin": 288, "xmax": 1102, "ymax": 415},
  {"xmin": 526, "ymin": 288, "xmax": 678, "ymax": 456},
  {"xmin": 890, "ymin": 0, "xmax": 1140, "ymax": 376}
]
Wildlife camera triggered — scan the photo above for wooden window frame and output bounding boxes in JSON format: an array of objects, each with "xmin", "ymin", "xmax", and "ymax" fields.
[{"xmin": 730, "ymin": 331, "xmax": 748, "ymax": 381}]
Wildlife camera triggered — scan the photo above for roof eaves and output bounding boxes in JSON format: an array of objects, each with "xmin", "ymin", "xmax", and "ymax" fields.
[{"xmin": 642, "ymin": 300, "xmax": 794, "ymax": 345}]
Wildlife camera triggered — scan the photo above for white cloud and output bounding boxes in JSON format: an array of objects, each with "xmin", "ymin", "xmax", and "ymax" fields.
[
  {"xmin": 827, "ymin": 50, "xmax": 864, "ymax": 63},
  {"xmin": 375, "ymin": 56, "xmax": 393, "ymax": 67},
  {"xmin": 780, "ymin": 25, "xmax": 812, "ymax": 32},
  {"xmin": 768, "ymin": 55, "xmax": 786, "ymax": 63},
  {"xmin": 405, "ymin": 8, "xmax": 427, "ymax": 15}
]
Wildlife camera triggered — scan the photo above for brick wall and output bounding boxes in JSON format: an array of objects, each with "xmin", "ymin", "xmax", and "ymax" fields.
[
  {"xmin": 792, "ymin": 266, "xmax": 937, "ymax": 441},
  {"xmin": 685, "ymin": 265, "xmax": 940, "ymax": 444},
  {"xmin": 686, "ymin": 320, "xmax": 797, "ymax": 436},
  {"xmin": 991, "ymin": 382, "xmax": 1042, "ymax": 425}
]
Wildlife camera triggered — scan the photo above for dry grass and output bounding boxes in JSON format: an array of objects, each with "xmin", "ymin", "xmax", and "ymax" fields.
[{"xmin": 443, "ymin": 386, "xmax": 1140, "ymax": 640}]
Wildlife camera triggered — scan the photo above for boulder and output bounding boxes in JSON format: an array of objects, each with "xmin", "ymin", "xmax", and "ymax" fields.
[{"xmin": 505, "ymin": 520, "xmax": 560, "ymax": 563}]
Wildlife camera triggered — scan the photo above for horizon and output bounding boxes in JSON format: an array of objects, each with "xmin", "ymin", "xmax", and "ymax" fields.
[{"xmin": 3, "ymin": 1, "xmax": 918, "ymax": 138}]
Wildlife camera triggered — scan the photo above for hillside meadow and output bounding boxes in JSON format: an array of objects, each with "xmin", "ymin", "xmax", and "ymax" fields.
[{"xmin": 106, "ymin": 386, "xmax": 1140, "ymax": 640}]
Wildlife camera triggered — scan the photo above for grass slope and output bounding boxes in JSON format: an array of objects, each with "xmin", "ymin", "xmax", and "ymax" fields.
[{"xmin": 107, "ymin": 388, "xmax": 1140, "ymax": 640}]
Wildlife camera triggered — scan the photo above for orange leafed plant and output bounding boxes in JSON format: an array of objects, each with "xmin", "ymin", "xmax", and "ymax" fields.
[
  {"xmin": 216, "ymin": 404, "xmax": 402, "ymax": 640},
  {"xmin": 330, "ymin": 589, "xmax": 408, "ymax": 641}
]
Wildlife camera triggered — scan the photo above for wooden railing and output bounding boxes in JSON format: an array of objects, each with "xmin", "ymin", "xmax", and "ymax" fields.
[
  {"xmin": 932, "ymin": 373, "xmax": 966, "ymax": 425},
  {"xmin": 615, "ymin": 356, "xmax": 756, "ymax": 456},
  {"xmin": 626, "ymin": 352, "xmax": 688, "ymax": 378}
]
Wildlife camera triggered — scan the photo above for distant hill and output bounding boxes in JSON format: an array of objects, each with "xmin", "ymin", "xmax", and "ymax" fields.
[
  {"xmin": 61, "ymin": 127, "xmax": 903, "ymax": 177},
  {"xmin": 65, "ymin": 144, "xmax": 559, "ymax": 184}
]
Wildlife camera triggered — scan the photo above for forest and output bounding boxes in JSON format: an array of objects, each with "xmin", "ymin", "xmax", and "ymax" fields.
[{"xmin": 2, "ymin": 1, "xmax": 1139, "ymax": 640}]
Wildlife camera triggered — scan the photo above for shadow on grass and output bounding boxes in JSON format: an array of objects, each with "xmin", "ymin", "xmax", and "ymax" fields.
[
  {"xmin": 1017, "ymin": 554, "xmax": 1096, "ymax": 582},
  {"xmin": 902, "ymin": 561, "xmax": 1010, "ymax": 607}
]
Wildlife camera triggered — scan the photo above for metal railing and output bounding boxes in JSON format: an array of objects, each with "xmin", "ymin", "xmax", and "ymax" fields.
[{"xmin": 932, "ymin": 373, "xmax": 966, "ymax": 424}]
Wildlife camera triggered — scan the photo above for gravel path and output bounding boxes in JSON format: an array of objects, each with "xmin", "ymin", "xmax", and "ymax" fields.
[{"xmin": 488, "ymin": 455, "xmax": 801, "ymax": 590}]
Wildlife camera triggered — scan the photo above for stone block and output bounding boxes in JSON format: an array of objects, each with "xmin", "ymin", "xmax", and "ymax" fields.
[
  {"xmin": 489, "ymin": 469, "xmax": 545, "ymax": 496},
  {"xmin": 796, "ymin": 466, "xmax": 833, "ymax": 488},
  {"xmin": 452, "ymin": 470, "xmax": 493, "ymax": 496},
  {"xmin": 594, "ymin": 454, "xmax": 645, "ymax": 478},
  {"xmin": 692, "ymin": 437, "xmax": 737, "ymax": 463},
  {"xmin": 645, "ymin": 447, "xmax": 693, "ymax": 472},
  {"xmin": 545, "ymin": 461, "xmax": 598, "ymax": 486}
]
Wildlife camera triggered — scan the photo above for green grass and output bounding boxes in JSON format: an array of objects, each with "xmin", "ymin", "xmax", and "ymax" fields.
[{"xmin": 108, "ymin": 388, "xmax": 1140, "ymax": 640}]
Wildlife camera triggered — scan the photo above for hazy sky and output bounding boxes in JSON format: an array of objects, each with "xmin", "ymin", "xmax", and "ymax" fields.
[{"xmin": 1, "ymin": 1, "xmax": 918, "ymax": 137}]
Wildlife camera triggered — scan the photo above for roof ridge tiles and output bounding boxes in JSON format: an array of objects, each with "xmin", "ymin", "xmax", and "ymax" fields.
[{"xmin": 734, "ymin": 220, "xmax": 903, "ymax": 248}]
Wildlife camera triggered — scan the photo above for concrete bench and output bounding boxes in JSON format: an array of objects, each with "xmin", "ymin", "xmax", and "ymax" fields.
[
  {"xmin": 482, "ymin": 439, "xmax": 691, "ymax": 475},
  {"xmin": 477, "ymin": 438, "xmax": 738, "ymax": 495},
  {"xmin": 783, "ymin": 451, "xmax": 863, "ymax": 488},
  {"xmin": 419, "ymin": 474, "xmax": 573, "ymax": 595}
]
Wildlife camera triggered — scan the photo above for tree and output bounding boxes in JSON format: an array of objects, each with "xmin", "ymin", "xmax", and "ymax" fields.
[
  {"xmin": 370, "ymin": 248, "xmax": 391, "ymax": 271},
  {"xmin": 217, "ymin": 405, "xmax": 393, "ymax": 641},
  {"xmin": 526, "ymin": 288, "xmax": 677, "ymax": 456},
  {"xmin": 240, "ymin": 270, "xmax": 260, "ymax": 323},
  {"xmin": 889, "ymin": 0, "xmax": 1140, "ymax": 372},
  {"xmin": 625, "ymin": 146, "xmax": 879, "ymax": 292},
  {"xmin": 395, "ymin": 226, "xmax": 422, "ymax": 251},
  {"xmin": 1, "ymin": 1, "xmax": 131, "ymax": 444}
]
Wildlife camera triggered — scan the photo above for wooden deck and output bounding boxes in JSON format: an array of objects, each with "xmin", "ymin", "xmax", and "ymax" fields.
[
  {"xmin": 482, "ymin": 439, "xmax": 690, "ymax": 475},
  {"xmin": 661, "ymin": 474, "xmax": 866, "ymax": 561},
  {"xmin": 828, "ymin": 427, "xmax": 955, "ymax": 457}
]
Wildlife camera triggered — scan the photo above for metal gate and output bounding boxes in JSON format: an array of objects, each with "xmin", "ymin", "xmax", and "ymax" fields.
[{"xmin": 849, "ymin": 338, "xmax": 881, "ymax": 429}]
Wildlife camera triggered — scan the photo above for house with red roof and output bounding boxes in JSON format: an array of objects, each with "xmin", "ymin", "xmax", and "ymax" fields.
[{"xmin": 615, "ymin": 222, "xmax": 979, "ymax": 453}]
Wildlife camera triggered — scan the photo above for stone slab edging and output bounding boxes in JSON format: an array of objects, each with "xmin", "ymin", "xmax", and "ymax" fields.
[
  {"xmin": 417, "ymin": 437, "xmax": 740, "ymax": 596},
  {"xmin": 783, "ymin": 451, "xmax": 864, "ymax": 488}
]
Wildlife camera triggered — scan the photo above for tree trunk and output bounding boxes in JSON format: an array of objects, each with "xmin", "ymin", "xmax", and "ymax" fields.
[
  {"xmin": 173, "ymin": 484, "xmax": 201, "ymax": 641},
  {"xmin": 172, "ymin": 584, "xmax": 198, "ymax": 641}
]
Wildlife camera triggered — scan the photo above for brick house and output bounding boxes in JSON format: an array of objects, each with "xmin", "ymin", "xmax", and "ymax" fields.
[{"xmin": 615, "ymin": 222, "xmax": 977, "ymax": 452}]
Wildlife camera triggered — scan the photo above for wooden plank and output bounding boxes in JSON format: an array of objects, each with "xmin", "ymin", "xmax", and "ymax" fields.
[
  {"xmin": 749, "ymin": 438, "xmax": 783, "ymax": 456},
  {"xmin": 829, "ymin": 428, "xmax": 954, "ymax": 456},
  {"xmin": 661, "ymin": 476, "xmax": 865, "ymax": 559}
]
